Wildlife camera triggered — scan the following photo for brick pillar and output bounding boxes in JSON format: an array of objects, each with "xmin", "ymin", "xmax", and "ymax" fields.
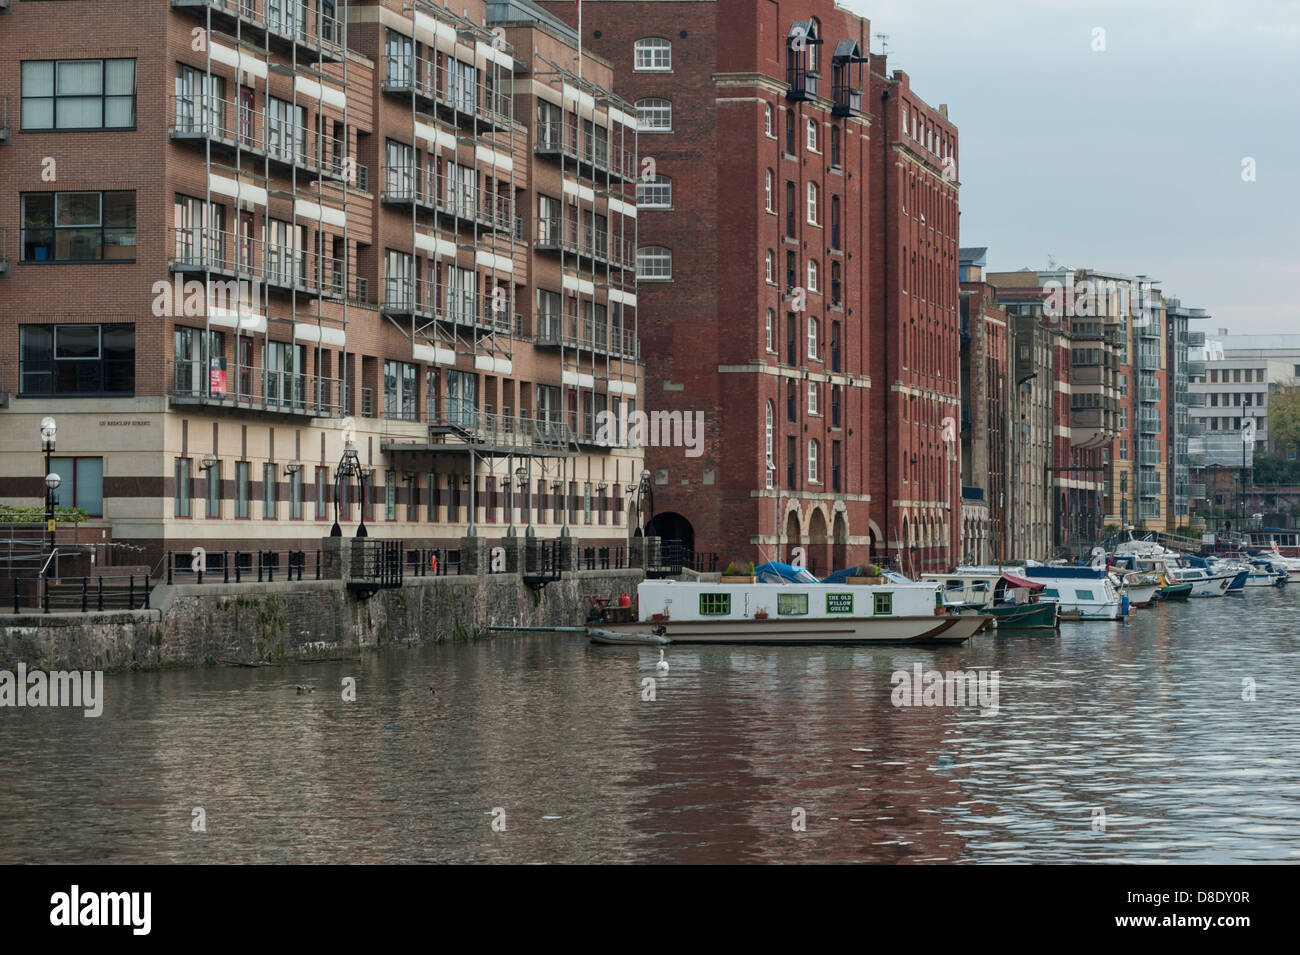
[
  {"xmin": 459, "ymin": 535, "xmax": 487, "ymax": 575},
  {"xmin": 321, "ymin": 537, "xmax": 350, "ymax": 580}
]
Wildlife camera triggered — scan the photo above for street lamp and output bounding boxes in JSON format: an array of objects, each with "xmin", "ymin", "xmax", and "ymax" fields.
[
  {"xmin": 40, "ymin": 417, "xmax": 58, "ymax": 557},
  {"xmin": 331, "ymin": 421, "xmax": 369, "ymax": 537},
  {"xmin": 515, "ymin": 465, "xmax": 533, "ymax": 537}
]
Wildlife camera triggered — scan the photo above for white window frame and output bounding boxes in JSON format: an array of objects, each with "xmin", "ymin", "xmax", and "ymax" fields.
[
  {"xmin": 808, "ymin": 381, "xmax": 818, "ymax": 415},
  {"xmin": 765, "ymin": 169, "xmax": 774, "ymax": 212},
  {"xmin": 636, "ymin": 175, "xmax": 672, "ymax": 208},
  {"xmin": 765, "ymin": 250, "xmax": 775, "ymax": 284},
  {"xmin": 766, "ymin": 309, "xmax": 775, "ymax": 352},
  {"xmin": 807, "ymin": 259, "xmax": 819, "ymax": 293},
  {"xmin": 634, "ymin": 38, "xmax": 672, "ymax": 72},
  {"xmin": 765, "ymin": 402, "xmax": 775, "ymax": 488},
  {"xmin": 807, "ymin": 181, "xmax": 819, "ymax": 225},
  {"xmin": 635, "ymin": 98, "xmax": 672, "ymax": 132},
  {"xmin": 764, "ymin": 103, "xmax": 774, "ymax": 138},
  {"xmin": 807, "ymin": 316, "xmax": 818, "ymax": 359},
  {"xmin": 637, "ymin": 246, "xmax": 672, "ymax": 281},
  {"xmin": 806, "ymin": 118, "xmax": 819, "ymax": 152},
  {"xmin": 808, "ymin": 440, "xmax": 820, "ymax": 484}
]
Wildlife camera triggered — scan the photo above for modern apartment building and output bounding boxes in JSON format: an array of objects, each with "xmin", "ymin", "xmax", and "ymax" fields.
[
  {"xmin": 1164, "ymin": 297, "xmax": 1209, "ymax": 526},
  {"xmin": 0, "ymin": 0, "xmax": 643, "ymax": 572},
  {"xmin": 958, "ymin": 247, "xmax": 1007, "ymax": 564}
]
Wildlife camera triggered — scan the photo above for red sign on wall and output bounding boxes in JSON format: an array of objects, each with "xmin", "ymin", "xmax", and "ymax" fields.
[{"xmin": 210, "ymin": 357, "xmax": 228, "ymax": 396}]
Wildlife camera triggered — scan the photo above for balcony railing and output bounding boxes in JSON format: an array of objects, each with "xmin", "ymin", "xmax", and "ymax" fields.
[
  {"xmin": 173, "ymin": 1, "xmax": 345, "ymax": 58},
  {"xmin": 1139, "ymin": 476, "xmax": 1162, "ymax": 497},
  {"xmin": 170, "ymin": 226, "xmax": 344, "ymax": 298},
  {"xmin": 534, "ymin": 217, "xmax": 635, "ymax": 268},
  {"xmin": 1137, "ymin": 411, "xmax": 1162, "ymax": 434},
  {"xmin": 1186, "ymin": 483, "xmax": 1206, "ymax": 500},
  {"xmin": 1186, "ymin": 360, "xmax": 1206, "ymax": 378},
  {"xmin": 1139, "ymin": 448, "xmax": 1162, "ymax": 466},
  {"xmin": 1186, "ymin": 331, "xmax": 1206, "ymax": 347},
  {"xmin": 382, "ymin": 53, "xmax": 512, "ymax": 127},
  {"xmin": 173, "ymin": 359, "xmax": 344, "ymax": 416},
  {"xmin": 381, "ymin": 165, "xmax": 514, "ymax": 231},
  {"xmin": 171, "ymin": 93, "xmax": 348, "ymax": 181},
  {"xmin": 535, "ymin": 121, "xmax": 637, "ymax": 180}
]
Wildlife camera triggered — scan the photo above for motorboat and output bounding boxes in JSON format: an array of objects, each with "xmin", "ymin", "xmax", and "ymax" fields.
[{"xmin": 1022, "ymin": 566, "xmax": 1125, "ymax": 620}]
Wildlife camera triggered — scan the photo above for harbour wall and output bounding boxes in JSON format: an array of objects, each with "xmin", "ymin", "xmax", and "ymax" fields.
[{"xmin": 0, "ymin": 537, "xmax": 644, "ymax": 671}]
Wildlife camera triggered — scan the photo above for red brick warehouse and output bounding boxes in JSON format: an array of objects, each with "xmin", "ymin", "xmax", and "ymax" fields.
[{"xmin": 542, "ymin": 0, "xmax": 962, "ymax": 576}]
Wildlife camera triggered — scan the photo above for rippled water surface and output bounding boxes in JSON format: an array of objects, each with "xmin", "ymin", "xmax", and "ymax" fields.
[{"xmin": 2, "ymin": 589, "xmax": 1298, "ymax": 863}]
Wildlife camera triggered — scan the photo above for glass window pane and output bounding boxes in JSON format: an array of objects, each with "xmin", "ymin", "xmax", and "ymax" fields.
[
  {"xmin": 56, "ymin": 96, "xmax": 103, "ymax": 129},
  {"xmin": 104, "ymin": 59, "xmax": 135, "ymax": 95},
  {"xmin": 74, "ymin": 458, "xmax": 104, "ymax": 516},
  {"xmin": 22, "ymin": 98, "xmax": 54, "ymax": 129},
  {"xmin": 104, "ymin": 96, "xmax": 135, "ymax": 128},
  {"xmin": 56, "ymin": 229, "xmax": 102, "ymax": 261},
  {"xmin": 50, "ymin": 459, "xmax": 75, "ymax": 509},
  {"xmin": 103, "ymin": 192, "xmax": 135, "ymax": 227},
  {"xmin": 102, "ymin": 325, "xmax": 134, "ymax": 361},
  {"xmin": 22, "ymin": 61, "xmax": 54, "ymax": 97},
  {"xmin": 56, "ymin": 193, "xmax": 101, "ymax": 226},
  {"xmin": 57, "ymin": 60, "xmax": 102, "ymax": 95},
  {"xmin": 22, "ymin": 194, "xmax": 54, "ymax": 228},
  {"xmin": 55, "ymin": 325, "xmax": 100, "ymax": 359}
]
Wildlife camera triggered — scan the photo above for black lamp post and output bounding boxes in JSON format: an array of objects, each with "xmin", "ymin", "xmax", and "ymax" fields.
[
  {"xmin": 331, "ymin": 421, "xmax": 369, "ymax": 537},
  {"xmin": 40, "ymin": 417, "xmax": 59, "ymax": 557},
  {"xmin": 515, "ymin": 465, "xmax": 533, "ymax": 537}
]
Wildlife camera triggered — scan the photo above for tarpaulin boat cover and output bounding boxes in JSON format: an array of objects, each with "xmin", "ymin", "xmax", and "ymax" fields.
[
  {"xmin": 1001, "ymin": 572, "xmax": 1045, "ymax": 591},
  {"xmin": 754, "ymin": 561, "xmax": 820, "ymax": 584}
]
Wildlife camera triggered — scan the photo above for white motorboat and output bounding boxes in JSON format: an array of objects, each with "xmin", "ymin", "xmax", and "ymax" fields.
[{"xmin": 1022, "ymin": 566, "xmax": 1125, "ymax": 620}]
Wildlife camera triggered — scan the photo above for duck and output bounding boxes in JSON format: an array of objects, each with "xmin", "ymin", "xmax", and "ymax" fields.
[
  {"xmin": 295, "ymin": 685, "xmax": 315, "ymax": 695},
  {"xmin": 656, "ymin": 649, "xmax": 669, "ymax": 673}
]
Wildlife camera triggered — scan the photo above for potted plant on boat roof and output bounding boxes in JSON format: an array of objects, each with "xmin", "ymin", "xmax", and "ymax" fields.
[
  {"xmin": 848, "ymin": 563, "xmax": 885, "ymax": 586},
  {"xmin": 720, "ymin": 560, "xmax": 757, "ymax": 584},
  {"xmin": 754, "ymin": 605, "xmax": 770, "ymax": 620}
]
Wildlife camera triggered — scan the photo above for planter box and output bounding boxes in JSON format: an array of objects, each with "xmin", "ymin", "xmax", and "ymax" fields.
[
  {"xmin": 848, "ymin": 576, "xmax": 885, "ymax": 585},
  {"xmin": 720, "ymin": 575, "xmax": 757, "ymax": 584}
]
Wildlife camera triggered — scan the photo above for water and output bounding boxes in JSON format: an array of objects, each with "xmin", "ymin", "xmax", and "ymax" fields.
[{"xmin": 2, "ymin": 588, "xmax": 1298, "ymax": 863}]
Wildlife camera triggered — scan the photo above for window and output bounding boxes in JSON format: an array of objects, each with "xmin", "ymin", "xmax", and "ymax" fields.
[
  {"xmin": 765, "ymin": 169, "xmax": 775, "ymax": 212},
  {"xmin": 635, "ymin": 98, "xmax": 671, "ymax": 132},
  {"xmin": 174, "ymin": 326, "xmax": 223, "ymax": 398},
  {"xmin": 20, "ymin": 324, "xmax": 135, "ymax": 396},
  {"xmin": 764, "ymin": 103, "xmax": 774, "ymax": 137},
  {"xmin": 830, "ymin": 126, "xmax": 841, "ymax": 167},
  {"xmin": 263, "ymin": 463, "xmax": 277, "ymax": 519},
  {"xmin": 765, "ymin": 250, "xmax": 775, "ymax": 284},
  {"xmin": 1075, "ymin": 589, "xmax": 1095, "ymax": 601},
  {"xmin": 807, "ymin": 259, "xmax": 819, "ymax": 292},
  {"xmin": 637, "ymin": 246, "xmax": 672, "ymax": 280},
  {"xmin": 21, "ymin": 191, "xmax": 136, "ymax": 263},
  {"xmin": 235, "ymin": 461, "xmax": 251, "ymax": 518},
  {"xmin": 634, "ymin": 37, "xmax": 671, "ymax": 71},
  {"xmin": 808, "ymin": 439, "xmax": 820, "ymax": 483},
  {"xmin": 446, "ymin": 369, "xmax": 477, "ymax": 429},
  {"xmin": 808, "ymin": 316, "xmax": 818, "ymax": 358},
  {"xmin": 174, "ymin": 458, "xmax": 191, "ymax": 518},
  {"xmin": 873, "ymin": 592, "xmax": 893, "ymax": 615},
  {"xmin": 807, "ymin": 182, "xmax": 819, "ymax": 224},
  {"xmin": 264, "ymin": 341, "xmax": 305, "ymax": 410},
  {"xmin": 806, "ymin": 118, "xmax": 819, "ymax": 152},
  {"xmin": 384, "ymin": 360, "xmax": 418, "ymax": 421},
  {"xmin": 406, "ymin": 474, "xmax": 418, "ymax": 521},
  {"xmin": 777, "ymin": 593, "xmax": 808, "ymax": 615},
  {"xmin": 175, "ymin": 64, "xmax": 223, "ymax": 135},
  {"xmin": 808, "ymin": 381, "xmax": 819, "ymax": 415},
  {"xmin": 206, "ymin": 461, "xmax": 222, "ymax": 519},
  {"xmin": 384, "ymin": 471, "xmax": 396, "ymax": 520},
  {"xmin": 831, "ymin": 261, "xmax": 842, "ymax": 306},
  {"xmin": 266, "ymin": 95, "xmax": 306, "ymax": 163},
  {"xmin": 699, "ymin": 593, "xmax": 732, "ymax": 615},
  {"xmin": 636, "ymin": 175, "xmax": 672, "ymax": 208},
  {"xmin": 765, "ymin": 310, "xmax": 775, "ymax": 351},
  {"xmin": 765, "ymin": 401, "xmax": 775, "ymax": 484},
  {"xmin": 314, "ymin": 466, "xmax": 329, "ymax": 520},
  {"xmin": 49, "ymin": 457, "xmax": 104, "ymax": 518},
  {"xmin": 23, "ymin": 58, "xmax": 135, "ymax": 131},
  {"xmin": 290, "ymin": 468, "xmax": 304, "ymax": 520}
]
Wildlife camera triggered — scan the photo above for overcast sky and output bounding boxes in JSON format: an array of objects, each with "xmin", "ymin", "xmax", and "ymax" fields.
[{"xmin": 841, "ymin": 0, "xmax": 1300, "ymax": 334}]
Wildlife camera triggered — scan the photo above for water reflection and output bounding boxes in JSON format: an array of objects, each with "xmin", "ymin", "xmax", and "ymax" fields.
[{"xmin": 1, "ymin": 589, "xmax": 1298, "ymax": 863}]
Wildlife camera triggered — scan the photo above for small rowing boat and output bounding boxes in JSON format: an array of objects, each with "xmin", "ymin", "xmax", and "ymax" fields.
[{"xmin": 589, "ymin": 628, "xmax": 672, "ymax": 646}]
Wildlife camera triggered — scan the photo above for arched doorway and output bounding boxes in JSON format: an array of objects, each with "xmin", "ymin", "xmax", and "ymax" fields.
[
  {"xmin": 784, "ymin": 510, "xmax": 802, "ymax": 566},
  {"xmin": 832, "ymin": 512, "xmax": 849, "ymax": 571},
  {"xmin": 868, "ymin": 521, "xmax": 882, "ymax": 568},
  {"xmin": 807, "ymin": 508, "xmax": 829, "ymax": 579},
  {"xmin": 646, "ymin": 512, "xmax": 694, "ymax": 556}
]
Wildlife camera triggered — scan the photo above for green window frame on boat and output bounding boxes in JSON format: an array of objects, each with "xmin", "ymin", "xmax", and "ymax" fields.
[
  {"xmin": 873, "ymin": 592, "xmax": 893, "ymax": 615},
  {"xmin": 777, "ymin": 593, "xmax": 808, "ymax": 615},
  {"xmin": 699, "ymin": 593, "xmax": 732, "ymax": 615}
]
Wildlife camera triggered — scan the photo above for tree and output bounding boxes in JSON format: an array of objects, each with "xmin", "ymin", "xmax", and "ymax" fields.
[{"xmin": 1269, "ymin": 384, "xmax": 1300, "ymax": 457}]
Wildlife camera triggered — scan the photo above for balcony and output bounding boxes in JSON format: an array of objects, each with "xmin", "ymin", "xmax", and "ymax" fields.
[
  {"xmin": 170, "ymin": 227, "xmax": 344, "ymax": 299},
  {"xmin": 535, "ymin": 121, "xmax": 636, "ymax": 181},
  {"xmin": 534, "ymin": 217, "xmax": 636, "ymax": 269},
  {"xmin": 173, "ymin": 360, "xmax": 344, "ymax": 417},
  {"xmin": 1137, "ymin": 349, "xmax": 1162, "ymax": 370},
  {"xmin": 381, "ymin": 54, "xmax": 512, "ymax": 131},
  {"xmin": 961, "ymin": 485, "xmax": 986, "ymax": 503},
  {"xmin": 381, "ymin": 166, "xmax": 515, "ymax": 235},
  {"xmin": 1139, "ymin": 447, "xmax": 1162, "ymax": 466},
  {"xmin": 1186, "ymin": 360, "xmax": 1206, "ymax": 378},
  {"xmin": 1185, "ymin": 392, "xmax": 1206, "ymax": 407},
  {"xmin": 170, "ymin": 94, "xmax": 349, "ymax": 184},
  {"xmin": 1139, "ymin": 381, "xmax": 1162, "ymax": 403},
  {"xmin": 1137, "ymin": 410, "xmax": 1162, "ymax": 434},
  {"xmin": 1185, "ymin": 483, "xmax": 1206, "ymax": 500},
  {"xmin": 1139, "ymin": 475, "xmax": 1162, "ymax": 497},
  {"xmin": 1186, "ymin": 421, "xmax": 1206, "ymax": 436},
  {"xmin": 1186, "ymin": 331, "xmax": 1206, "ymax": 347},
  {"xmin": 172, "ymin": 1, "xmax": 346, "ymax": 63},
  {"xmin": 1139, "ymin": 501, "xmax": 1161, "ymax": 520}
]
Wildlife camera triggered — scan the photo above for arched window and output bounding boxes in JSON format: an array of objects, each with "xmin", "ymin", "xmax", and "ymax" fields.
[
  {"xmin": 831, "ymin": 261, "xmax": 842, "ymax": 306},
  {"xmin": 765, "ymin": 401, "xmax": 775, "ymax": 480},
  {"xmin": 634, "ymin": 38, "xmax": 672, "ymax": 72},
  {"xmin": 636, "ymin": 174, "xmax": 672, "ymax": 208},
  {"xmin": 807, "ymin": 315, "xmax": 818, "ymax": 358},
  {"xmin": 808, "ymin": 439, "xmax": 820, "ymax": 483},
  {"xmin": 636, "ymin": 245, "xmax": 672, "ymax": 280},
  {"xmin": 765, "ymin": 169, "xmax": 774, "ymax": 212},
  {"xmin": 764, "ymin": 103, "xmax": 774, "ymax": 137},
  {"xmin": 765, "ymin": 308, "xmax": 775, "ymax": 351},
  {"xmin": 806, "ymin": 181, "xmax": 819, "ymax": 224},
  {"xmin": 635, "ymin": 98, "xmax": 672, "ymax": 132},
  {"xmin": 765, "ymin": 249, "xmax": 775, "ymax": 283},
  {"xmin": 807, "ymin": 259, "xmax": 819, "ymax": 292}
]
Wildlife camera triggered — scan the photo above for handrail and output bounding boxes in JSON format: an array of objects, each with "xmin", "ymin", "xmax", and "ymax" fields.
[{"xmin": 38, "ymin": 549, "xmax": 58, "ymax": 579}]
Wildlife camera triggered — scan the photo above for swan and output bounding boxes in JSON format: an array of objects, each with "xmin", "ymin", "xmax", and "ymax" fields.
[{"xmin": 656, "ymin": 649, "xmax": 669, "ymax": 673}]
